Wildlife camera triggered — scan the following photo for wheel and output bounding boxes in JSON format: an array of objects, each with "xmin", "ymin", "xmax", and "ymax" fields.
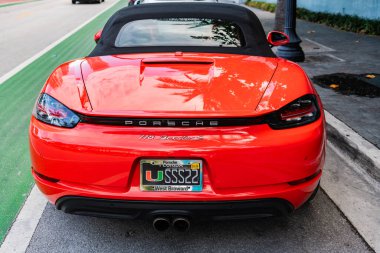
[{"xmin": 72, "ymin": 0, "xmax": 76, "ymax": 3}]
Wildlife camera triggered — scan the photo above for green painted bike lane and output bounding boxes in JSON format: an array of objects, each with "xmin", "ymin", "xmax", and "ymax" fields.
[{"xmin": 0, "ymin": 0, "xmax": 126, "ymax": 243}]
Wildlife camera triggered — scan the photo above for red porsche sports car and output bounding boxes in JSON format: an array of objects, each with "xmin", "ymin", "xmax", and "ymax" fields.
[{"xmin": 30, "ymin": 3, "xmax": 325, "ymax": 232}]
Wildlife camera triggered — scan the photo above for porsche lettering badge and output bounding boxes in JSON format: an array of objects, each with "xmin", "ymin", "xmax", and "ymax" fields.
[{"xmin": 125, "ymin": 120, "xmax": 218, "ymax": 127}]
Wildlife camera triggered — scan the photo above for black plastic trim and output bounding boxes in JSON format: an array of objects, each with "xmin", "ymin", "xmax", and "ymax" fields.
[
  {"xmin": 79, "ymin": 115, "xmax": 267, "ymax": 127},
  {"xmin": 89, "ymin": 3, "xmax": 276, "ymax": 58},
  {"xmin": 56, "ymin": 197, "xmax": 294, "ymax": 220}
]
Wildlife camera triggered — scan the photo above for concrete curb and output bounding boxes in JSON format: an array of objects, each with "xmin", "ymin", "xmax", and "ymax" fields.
[
  {"xmin": 0, "ymin": 186, "xmax": 46, "ymax": 253},
  {"xmin": 325, "ymin": 110, "xmax": 380, "ymax": 182}
]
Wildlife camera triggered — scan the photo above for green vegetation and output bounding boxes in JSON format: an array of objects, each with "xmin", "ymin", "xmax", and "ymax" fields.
[
  {"xmin": 246, "ymin": 0, "xmax": 276, "ymax": 12},
  {"xmin": 0, "ymin": 0, "xmax": 126, "ymax": 243},
  {"xmin": 246, "ymin": 0, "xmax": 380, "ymax": 35}
]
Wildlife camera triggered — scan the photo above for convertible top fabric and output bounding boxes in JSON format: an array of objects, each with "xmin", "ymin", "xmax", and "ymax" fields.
[{"xmin": 89, "ymin": 3, "xmax": 276, "ymax": 57}]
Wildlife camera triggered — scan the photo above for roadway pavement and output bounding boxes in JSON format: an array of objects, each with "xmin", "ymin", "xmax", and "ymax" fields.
[
  {"xmin": 0, "ymin": 1, "xmax": 378, "ymax": 252},
  {"xmin": 0, "ymin": 0, "xmax": 118, "ymax": 76}
]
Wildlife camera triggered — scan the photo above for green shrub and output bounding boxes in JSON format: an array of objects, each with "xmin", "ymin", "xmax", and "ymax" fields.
[
  {"xmin": 246, "ymin": 1, "xmax": 380, "ymax": 35},
  {"xmin": 246, "ymin": 1, "xmax": 276, "ymax": 13}
]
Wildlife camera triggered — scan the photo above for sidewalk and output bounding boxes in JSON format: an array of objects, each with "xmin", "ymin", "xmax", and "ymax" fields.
[
  {"xmin": 248, "ymin": 7, "xmax": 380, "ymax": 252},
  {"xmin": 251, "ymin": 8, "xmax": 380, "ymax": 150}
]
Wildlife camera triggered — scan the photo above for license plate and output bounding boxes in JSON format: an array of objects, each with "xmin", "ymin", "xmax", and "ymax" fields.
[{"xmin": 140, "ymin": 159, "xmax": 202, "ymax": 192}]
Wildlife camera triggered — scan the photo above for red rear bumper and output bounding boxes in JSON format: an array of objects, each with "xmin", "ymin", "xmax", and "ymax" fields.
[{"xmin": 30, "ymin": 115, "xmax": 325, "ymax": 210}]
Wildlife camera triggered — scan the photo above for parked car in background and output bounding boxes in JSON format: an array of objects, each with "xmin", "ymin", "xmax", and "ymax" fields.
[
  {"xmin": 72, "ymin": 0, "xmax": 104, "ymax": 4},
  {"xmin": 136, "ymin": 0, "xmax": 218, "ymax": 4},
  {"xmin": 134, "ymin": 0, "xmax": 242, "ymax": 5},
  {"xmin": 219, "ymin": 0, "xmax": 240, "ymax": 3}
]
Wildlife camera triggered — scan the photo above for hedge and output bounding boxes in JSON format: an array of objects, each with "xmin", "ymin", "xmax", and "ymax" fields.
[{"xmin": 246, "ymin": 0, "xmax": 380, "ymax": 35}]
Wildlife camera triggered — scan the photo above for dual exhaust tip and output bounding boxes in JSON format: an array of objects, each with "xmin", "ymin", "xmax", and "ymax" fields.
[{"xmin": 153, "ymin": 217, "xmax": 190, "ymax": 232}]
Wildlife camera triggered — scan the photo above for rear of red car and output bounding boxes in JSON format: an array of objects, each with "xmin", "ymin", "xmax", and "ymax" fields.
[
  {"xmin": 29, "ymin": 3, "xmax": 325, "ymax": 230},
  {"xmin": 30, "ymin": 52, "xmax": 325, "ymax": 221}
]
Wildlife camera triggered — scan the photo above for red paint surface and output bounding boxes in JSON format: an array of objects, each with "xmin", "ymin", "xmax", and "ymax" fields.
[{"xmin": 30, "ymin": 52, "xmax": 326, "ymax": 210}]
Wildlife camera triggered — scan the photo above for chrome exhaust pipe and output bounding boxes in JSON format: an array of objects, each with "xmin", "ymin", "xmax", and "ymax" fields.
[
  {"xmin": 172, "ymin": 217, "xmax": 190, "ymax": 232},
  {"xmin": 152, "ymin": 217, "xmax": 170, "ymax": 232}
]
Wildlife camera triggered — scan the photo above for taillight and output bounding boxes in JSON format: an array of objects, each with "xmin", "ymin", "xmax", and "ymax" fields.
[
  {"xmin": 268, "ymin": 94, "xmax": 320, "ymax": 129},
  {"xmin": 33, "ymin": 93, "xmax": 80, "ymax": 128}
]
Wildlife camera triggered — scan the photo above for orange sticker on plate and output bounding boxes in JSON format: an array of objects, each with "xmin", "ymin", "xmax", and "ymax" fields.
[{"xmin": 191, "ymin": 163, "xmax": 200, "ymax": 170}]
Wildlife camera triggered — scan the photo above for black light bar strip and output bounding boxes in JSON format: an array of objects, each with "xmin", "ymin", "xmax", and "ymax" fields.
[{"xmin": 79, "ymin": 115, "xmax": 267, "ymax": 127}]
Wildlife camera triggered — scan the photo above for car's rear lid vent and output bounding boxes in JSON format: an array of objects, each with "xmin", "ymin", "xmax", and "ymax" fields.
[{"xmin": 142, "ymin": 57, "xmax": 214, "ymax": 65}]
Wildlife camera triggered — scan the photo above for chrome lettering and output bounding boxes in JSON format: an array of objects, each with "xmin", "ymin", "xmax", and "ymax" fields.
[
  {"xmin": 172, "ymin": 169, "xmax": 178, "ymax": 183},
  {"xmin": 178, "ymin": 169, "xmax": 185, "ymax": 183},
  {"xmin": 164, "ymin": 169, "xmax": 171, "ymax": 183},
  {"xmin": 192, "ymin": 170, "xmax": 199, "ymax": 183},
  {"xmin": 185, "ymin": 170, "xmax": 191, "ymax": 184}
]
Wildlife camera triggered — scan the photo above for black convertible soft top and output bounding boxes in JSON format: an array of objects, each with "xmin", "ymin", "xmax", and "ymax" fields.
[{"xmin": 89, "ymin": 3, "xmax": 276, "ymax": 57}]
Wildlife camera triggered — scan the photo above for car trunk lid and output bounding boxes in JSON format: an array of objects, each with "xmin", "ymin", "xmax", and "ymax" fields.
[{"xmin": 80, "ymin": 53, "xmax": 278, "ymax": 117}]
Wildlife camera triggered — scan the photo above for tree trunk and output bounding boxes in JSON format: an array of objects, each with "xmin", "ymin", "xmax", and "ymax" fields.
[{"xmin": 275, "ymin": 0, "xmax": 286, "ymax": 31}]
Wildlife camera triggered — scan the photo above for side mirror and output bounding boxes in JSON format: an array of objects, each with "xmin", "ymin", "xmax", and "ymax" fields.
[
  {"xmin": 94, "ymin": 30, "xmax": 102, "ymax": 44},
  {"xmin": 267, "ymin": 31, "xmax": 289, "ymax": 47}
]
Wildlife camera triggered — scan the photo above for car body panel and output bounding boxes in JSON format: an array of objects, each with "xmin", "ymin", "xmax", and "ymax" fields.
[
  {"xmin": 30, "ymin": 109, "xmax": 325, "ymax": 209},
  {"xmin": 30, "ymin": 3, "xmax": 325, "ymax": 218},
  {"xmin": 42, "ymin": 53, "xmax": 315, "ymax": 118},
  {"xmin": 80, "ymin": 53, "xmax": 278, "ymax": 117}
]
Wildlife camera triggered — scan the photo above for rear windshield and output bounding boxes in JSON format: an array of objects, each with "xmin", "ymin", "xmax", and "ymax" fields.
[{"xmin": 115, "ymin": 18, "xmax": 245, "ymax": 47}]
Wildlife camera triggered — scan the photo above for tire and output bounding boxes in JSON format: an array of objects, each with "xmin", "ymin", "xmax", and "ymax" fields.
[{"xmin": 72, "ymin": 0, "xmax": 76, "ymax": 3}]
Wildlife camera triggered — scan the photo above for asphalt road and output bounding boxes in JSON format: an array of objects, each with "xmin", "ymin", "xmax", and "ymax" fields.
[
  {"xmin": 25, "ymin": 145, "xmax": 372, "ymax": 253},
  {"xmin": 0, "ymin": 0, "xmax": 118, "ymax": 76}
]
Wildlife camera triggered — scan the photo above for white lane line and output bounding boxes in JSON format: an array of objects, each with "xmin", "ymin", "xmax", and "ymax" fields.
[
  {"xmin": 304, "ymin": 38, "xmax": 336, "ymax": 52},
  {"xmin": 326, "ymin": 53, "xmax": 346, "ymax": 62},
  {"xmin": 0, "ymin": 0, "xmax": 120, "ymax": 86},
  {"xmin": 0, "ymin": 186, "xmax": 47, "ymax": 253},
  {"xmin": 303, "ymin": 38, "xmax": 345, "ymax": 62},
  {"xmin": 324, "ymin": 110, "xmax": 380, "ymax": 170}
]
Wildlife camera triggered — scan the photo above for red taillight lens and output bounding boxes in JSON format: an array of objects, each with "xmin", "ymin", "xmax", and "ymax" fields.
[
  {"xmin": 280, "ymin": 98, "xmax": 317, "ymax": 122},
  {"xmin": 268, "ymin": 95, "xmax": 320, "ymax": 129},
  {"xmin": 33, "ymin": 94, "xmax": 80, "ymax": 128}
]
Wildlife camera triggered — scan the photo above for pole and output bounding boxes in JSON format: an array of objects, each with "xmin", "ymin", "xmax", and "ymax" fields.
[{"xmin": 276, "ymin": 0, "xmax": 305, "ymax": 62}]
